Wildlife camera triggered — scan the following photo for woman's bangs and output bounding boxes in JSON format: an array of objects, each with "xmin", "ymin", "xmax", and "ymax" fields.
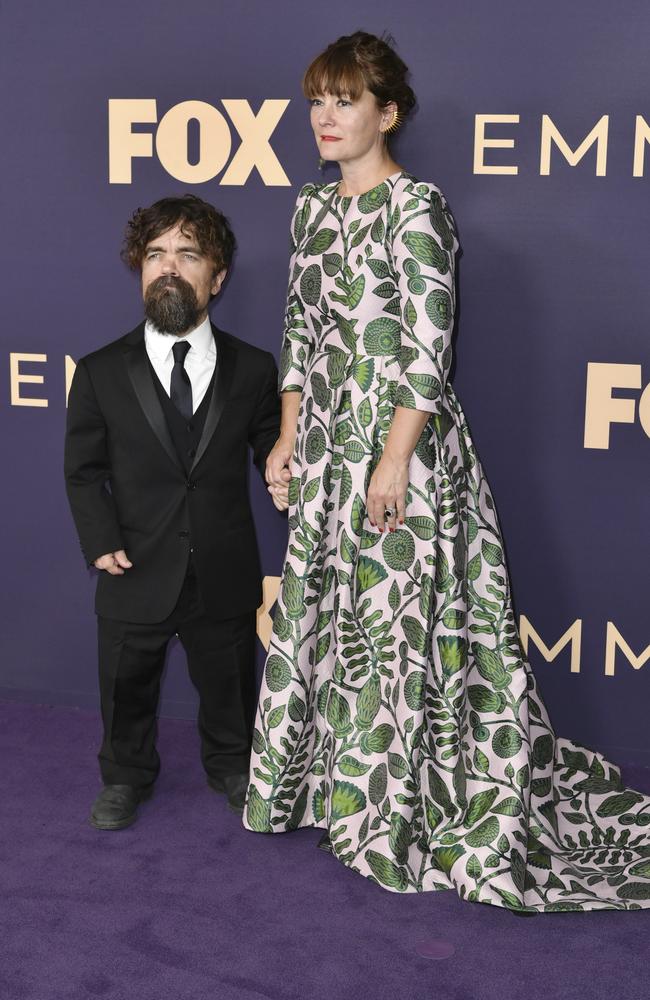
[{"xmin": 302, "ymin": 51, "xmax": 366, "ymax": 101}]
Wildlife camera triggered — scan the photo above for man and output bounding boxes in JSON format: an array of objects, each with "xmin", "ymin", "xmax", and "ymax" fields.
[{"xmin": 65, "ymin": 195, "xmax": 284, "ymax": 830}]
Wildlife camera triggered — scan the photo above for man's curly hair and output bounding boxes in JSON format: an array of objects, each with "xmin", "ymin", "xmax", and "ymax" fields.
[{"xmin": 121, "ymin": 194, "xmax": 236, "ymax": 273}]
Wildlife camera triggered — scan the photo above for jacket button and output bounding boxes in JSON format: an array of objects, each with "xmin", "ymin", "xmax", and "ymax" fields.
[
  {"xmin": 186, "ymin": 481, "xmax": 196, "ymax": 490},
  {"xmin": 178, "ymin": 530, "xmax": 189, "ymax": 538}
]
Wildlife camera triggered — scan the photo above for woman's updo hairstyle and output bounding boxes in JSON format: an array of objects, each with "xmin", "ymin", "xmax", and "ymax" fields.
[{"xmin": 302, "ymin": 31, "xmax": 416, "ymax": 126}]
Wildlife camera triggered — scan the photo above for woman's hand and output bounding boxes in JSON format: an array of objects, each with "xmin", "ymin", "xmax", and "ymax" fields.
[
  {"xmin": 366, "ymin": 453, "xmax": 409, "ymax": 532},
  {"xmin": 266, "ymin": 391, "xmax": 302, "ymax": 511},
  {"xmin": 367, "ymin": 405, "xmax": 430, "ymax": 530},
  {"xmin": 266, "ymin": 435, "xmax": 294, "ymax": 511},
  {"xmin": 266, "ymin": 435, "xmax": 294, "ymax": 486}
]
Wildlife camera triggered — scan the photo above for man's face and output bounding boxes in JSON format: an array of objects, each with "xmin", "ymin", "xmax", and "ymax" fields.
[{"xmin": 141, "ymin": 223, "xmax": 227, "ymax": 335}]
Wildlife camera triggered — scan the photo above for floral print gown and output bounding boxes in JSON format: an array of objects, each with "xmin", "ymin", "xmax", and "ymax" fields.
[{"xmin": 243, "ymin": 171, "xmax": 650, "ymax": 913}]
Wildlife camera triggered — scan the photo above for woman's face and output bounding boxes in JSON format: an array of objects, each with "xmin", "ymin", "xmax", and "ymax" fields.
[{"xmin": 309, "ymin": 88, "xmax": 394, "ymax": 165}]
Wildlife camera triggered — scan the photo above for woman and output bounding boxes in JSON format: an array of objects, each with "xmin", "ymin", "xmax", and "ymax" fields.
[{"xmin": 244, "ymin": 31, "xmax": 650, "ymax": 913}]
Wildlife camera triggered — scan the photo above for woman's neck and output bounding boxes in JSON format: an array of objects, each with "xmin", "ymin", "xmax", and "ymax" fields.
[{"xmin": 337, "ymin": 151, "xmax": 401, "ymax": 196}]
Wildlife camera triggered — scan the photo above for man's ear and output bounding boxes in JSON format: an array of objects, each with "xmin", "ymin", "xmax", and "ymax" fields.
[{"xmin": 211, "ymin": 268, "xmax": 228, "ymax": 296}]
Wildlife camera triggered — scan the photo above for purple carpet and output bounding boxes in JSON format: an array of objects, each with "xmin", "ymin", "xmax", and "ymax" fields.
[{"xmin": 2, "ymin": 700, "xmax": 649, "ymax": 1000}]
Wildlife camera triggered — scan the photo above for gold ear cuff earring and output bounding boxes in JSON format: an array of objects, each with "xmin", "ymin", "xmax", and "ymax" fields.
[{"xmin": 383, "ymin": 109, "xmax": 403, "ymax": 134}]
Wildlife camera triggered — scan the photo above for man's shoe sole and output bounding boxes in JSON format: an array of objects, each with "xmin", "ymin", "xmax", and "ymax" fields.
[{"xmin": 90, "ymin": 811, "xmax": 138, "ymax": 831}]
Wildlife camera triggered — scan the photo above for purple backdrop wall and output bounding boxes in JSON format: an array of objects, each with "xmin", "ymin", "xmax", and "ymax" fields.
[{"xmin": 1, "ymin": 0, "xmax": 648, "ymax": 762}]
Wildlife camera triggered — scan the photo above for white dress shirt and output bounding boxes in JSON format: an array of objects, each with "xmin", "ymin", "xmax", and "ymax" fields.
[{"xmin": 144, "ymin": 316, "xmax": 216, "ymax": 413}]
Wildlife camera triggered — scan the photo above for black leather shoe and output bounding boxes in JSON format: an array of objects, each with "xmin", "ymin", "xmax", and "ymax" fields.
[
  {"xmin": 317, "ymin": 832, "xmax": 333, "ymax": 854},
  {"xmin": 89, "ymin": 784, "xmax": 153, "ymax": 831},
  {"xmin": 207, "ymin": 773, "xmax": 248, "ymax": 814}
]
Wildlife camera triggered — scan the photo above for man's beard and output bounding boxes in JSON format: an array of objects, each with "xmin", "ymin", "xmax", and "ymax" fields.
[{"xmin": 144, "ymin": 275, "xmax": 202, "ymax": 335}]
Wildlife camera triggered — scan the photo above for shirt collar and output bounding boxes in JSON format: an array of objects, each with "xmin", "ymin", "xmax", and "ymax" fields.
[{"xmin": 144, "ymin": 314, "xmax": 214, "ymax": 363}]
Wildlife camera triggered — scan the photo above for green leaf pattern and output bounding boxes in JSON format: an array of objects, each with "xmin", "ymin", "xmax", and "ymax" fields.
[{"xmin": 244, "ymin": 173, "xmax": 650, "ymax": 914}]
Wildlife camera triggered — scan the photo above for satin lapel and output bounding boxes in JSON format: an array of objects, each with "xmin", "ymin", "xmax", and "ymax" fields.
[
  {"xmin": 123, "ymin": 338, "xmax": 183, "ymax": 472},
  {"xmin": 191, "ymin": 330, "xmax": 237, "ymax": 472}
]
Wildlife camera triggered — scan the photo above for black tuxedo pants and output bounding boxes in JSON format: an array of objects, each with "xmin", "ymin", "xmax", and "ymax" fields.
[{"xmin": 96, "ymin": 565, "xmax": 256, "ymax": 789}]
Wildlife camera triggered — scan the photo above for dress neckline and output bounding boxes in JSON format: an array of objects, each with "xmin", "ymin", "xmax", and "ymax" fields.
[{"xmin": 328, "ymin": 169, "xmax": 405, "ymax": 201}]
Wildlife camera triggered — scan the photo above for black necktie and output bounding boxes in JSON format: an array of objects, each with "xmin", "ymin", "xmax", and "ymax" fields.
[{"xmin": 170, "ymin": 340, "xmax": 193, "ymax": 422}]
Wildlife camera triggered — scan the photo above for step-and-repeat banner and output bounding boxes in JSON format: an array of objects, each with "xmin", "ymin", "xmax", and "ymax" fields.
[{"xmin": 1, "ymin": 1, "xmax": 648, "ymax": 761}]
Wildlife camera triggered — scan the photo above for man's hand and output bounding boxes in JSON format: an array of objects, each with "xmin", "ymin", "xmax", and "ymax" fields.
[
  {"xmin": 268, "ymin": 470, "xmax": 291, "ymax": 511},
  {"xmin": 94, "ymin": 550, "xmax": 132, "ymax": 575}
]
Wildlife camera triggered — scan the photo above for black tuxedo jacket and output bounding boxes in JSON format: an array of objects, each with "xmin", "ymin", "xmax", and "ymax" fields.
[{"xmin": 64, "ymin": 321, "xmax": 280, "ymax": 623}]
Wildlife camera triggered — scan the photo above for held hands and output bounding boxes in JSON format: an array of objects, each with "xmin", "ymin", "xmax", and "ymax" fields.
[
  {"xmin": 266, "ymin": 435, "xmax": 293, "ymax": 511},
  {"xmin": 94, "ymin": 550, "xmax": 132, "ymax": 575},
  {"xmin": 366, "ymin": 452, "xmax": 409, "ymax": 532}
]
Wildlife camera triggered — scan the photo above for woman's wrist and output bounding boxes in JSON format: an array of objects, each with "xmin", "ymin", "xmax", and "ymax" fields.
[
  {"xmin": 278, "ymin": 429, "xmax": 296, "ymax": 449},
  {"xmin": 381, "ymin": 443, "xmax": 411, "ymax": 466}
]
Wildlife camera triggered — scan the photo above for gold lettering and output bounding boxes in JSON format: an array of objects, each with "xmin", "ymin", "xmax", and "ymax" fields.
[
  {"xmin": 10, "ymin": 353, "xmax": 48, "ymax": 407},
  {"xmin": 473, "ymin": 114, "xmax": 519, "ymax": 175},
  {"xmin": 256, "ymin": 575, "xmax": 282, "ymax": 650},
  {"xmin": 519, "ymin": 616, "xmax": 582, "ymax": 673},
  {"xmin": 633, "ymin": 115, "xmax": 650, "ymax": 177},
  {"xmin": 65, "ymin": 356, "xmax": 77, "ymax": 406},
  {"xmin": 605, "ymin": 623, "xmax": 650, "ymax": 676},
  {"xmin": 155, "ymin": 100, "xmax": 232, "ymax": 183},
  {"xmin": 220, "ymin": 100, "xmax": 291, "ymax": 186},
  {"xmin": 108, "ymin": 99, "xmax": 157, "ymax": 184},
  {"xmin": 638, "ymin": 382, "xmax": 650, "ymax": 437},
  {"xmin": 583, "ymin": 362, "xmax": 641, "ymax": 449},
  {"xmin": 540, "ymin": 114, "xmax": 609, "ymax": 176}
]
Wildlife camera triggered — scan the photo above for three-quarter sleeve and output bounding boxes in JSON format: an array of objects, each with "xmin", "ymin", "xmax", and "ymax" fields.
[
  {"xmin": 278, "ymin": 184, "xmax": 316, "ymax": 393},
  {"xmin": 391, "ymin": 185, "xmax": 459, "ymax": 414}
]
